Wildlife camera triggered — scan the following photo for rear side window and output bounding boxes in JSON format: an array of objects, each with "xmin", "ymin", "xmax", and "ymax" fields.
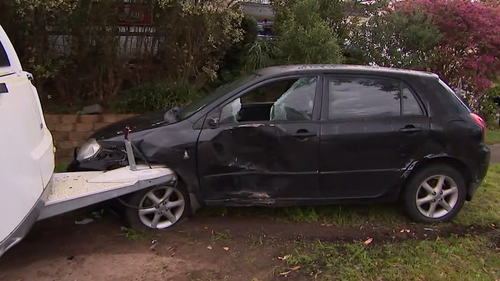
[
  {"xmin": 0, "ymin": 42, "xmax": 10, "ymax": 67},
  {"xmin": 437, "ymin": 79, "xmax": 471, "ymax": 113},
  {"xmin": 420, "ymin": 77, "xmax": 471, "ymax": 115},
  {"xmin": 327, "ymin": 76, "xmax": 424, "ymax": 119},
  {"xmin": 402, "ymin": 87, "xmax": 424, "ymax": 116}
]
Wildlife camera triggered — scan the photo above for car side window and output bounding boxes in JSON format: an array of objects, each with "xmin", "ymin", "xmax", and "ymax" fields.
[
  {"xmin": 219, "ymin": 76, "xmax": 318, "ymax": 124},
  {"xmin": 327, "ymin": 76, "xmax": 424, "ymax": 119},
  {"xmin": 402, "ymin": 86, "xmax": 424, "ymax": 116},
  {"xmin": 0, "ymin": 42, "xmax": 10, "ymax": 67},
  {"xmin": 328, "ymin": 76, "xmax": 401, "ymax": 119}
]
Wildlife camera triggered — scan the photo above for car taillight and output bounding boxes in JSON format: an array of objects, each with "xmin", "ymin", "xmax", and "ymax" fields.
[{"xmin": 471, "ymin": 112, "xmax": 486, "ymax": 142}]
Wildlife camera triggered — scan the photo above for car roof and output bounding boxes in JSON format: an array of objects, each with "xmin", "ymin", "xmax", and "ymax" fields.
[{"xmin": 254, "ymin": 64, "xmax": 439, "ymax": 79}]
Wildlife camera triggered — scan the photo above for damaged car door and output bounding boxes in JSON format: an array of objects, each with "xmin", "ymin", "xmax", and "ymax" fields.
[
  {"xmin": 319, "ymin": 74, "xmax": 430, "ymax": 199},
  {"xmin": 197, "ymin": 75, "xmax": 323, "ymax": 205}
]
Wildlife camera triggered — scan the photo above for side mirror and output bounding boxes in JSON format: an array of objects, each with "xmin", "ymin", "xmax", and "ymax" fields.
[{"xmin": 208, "ymin": 117, "xmax": 219, "ymax": 128}]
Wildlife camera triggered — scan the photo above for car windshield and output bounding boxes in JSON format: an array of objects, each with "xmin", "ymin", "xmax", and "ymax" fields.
[{"xmin": 178, "ymin": 73, "xmax": 260, "ymax": 120}]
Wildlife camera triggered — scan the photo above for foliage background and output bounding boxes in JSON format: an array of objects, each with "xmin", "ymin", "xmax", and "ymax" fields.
[
  {"xmin": 1, "ymin": 0, "xmax": 500, "ymax": 121},
  {"xmin": 0, "ymin": 0, "xmax": 245, "ymax": 112}
]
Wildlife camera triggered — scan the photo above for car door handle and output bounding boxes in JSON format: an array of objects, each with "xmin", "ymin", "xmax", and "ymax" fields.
[
  {"xmin": 290, "ymin": 132, "xmax": 317, "ymax": 138},
  {"xmin": 399, "ymin": 124, "xmax": 422, "ymax": 133}
]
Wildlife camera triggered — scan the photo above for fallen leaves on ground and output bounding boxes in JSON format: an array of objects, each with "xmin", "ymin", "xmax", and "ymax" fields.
[
  {"xmin": 278, "ymin": 255, "xmax": 291, "ymax": 261},
  {"xmin": 279, "ymin": 266, "xmax": 301, "ymax": 277}
]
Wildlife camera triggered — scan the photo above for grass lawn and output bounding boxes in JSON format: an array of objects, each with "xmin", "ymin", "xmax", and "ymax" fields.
[
  {"xmin": 282, "ymin": 165, "xmax": 500, "ymax": 281},
  {"xmin": 52, "ymin": 159, "xmax": 500, "ymax": 280},
  {"xmin": 201, "ymin": 165, "xmax": 500, "ymax": 281},
  {"xmin": 280, "ymin": 235, "xmax": 500, "ymax": 281},
  {"xmin": 487, "ymin": 129, "xmax": 500, "ymax": 145}
]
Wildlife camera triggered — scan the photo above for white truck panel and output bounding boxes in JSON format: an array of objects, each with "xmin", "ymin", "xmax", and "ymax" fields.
[
  {"xmin": 0, "ymin": 25, "xmax": 53, "ymax": 250},
  {"xmin": 0, "ymin": 24, "xmax": 176, "ymax": 259},
  {"xmin": 0, "ymin": 26, "xmax": 22, "ymax": 73}
]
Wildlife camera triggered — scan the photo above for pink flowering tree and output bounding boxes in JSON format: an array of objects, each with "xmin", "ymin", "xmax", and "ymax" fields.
[{"xmin": 394, "ymin": 0, "xmax": 500, "ymax": 107}]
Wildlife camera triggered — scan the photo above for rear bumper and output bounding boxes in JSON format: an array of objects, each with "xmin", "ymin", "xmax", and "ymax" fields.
[
  {"xmin": 0, "ymin": 178, "xmax": 52, "ymax": 258},
  {"xmin": 467, "ymin": 145, "xmax": 490, "ymax": 200}
]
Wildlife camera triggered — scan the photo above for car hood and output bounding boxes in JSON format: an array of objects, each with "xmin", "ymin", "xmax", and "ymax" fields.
[{"xmin": 90, "ymin": 109, "xmax": 172, "ymax": 141}]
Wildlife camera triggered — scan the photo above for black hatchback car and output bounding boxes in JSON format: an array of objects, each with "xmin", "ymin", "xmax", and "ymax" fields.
[{"xmin": 68, "ymin": 64, "xmax": 490, "ymax": 230}]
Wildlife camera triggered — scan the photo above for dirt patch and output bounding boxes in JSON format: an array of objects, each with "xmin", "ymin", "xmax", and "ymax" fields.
[
  {"xmin": 488, "ymin": 229, "xmax": 500, "ymax": 251},
  {"xmin": 172, "ymin": 216, "xmax": 494, "ymax": 245},
  {"xmin": 20, "ymin": 253, "xmax": 203, "ymax": 281},
  {"xmin": 0, "ymin": 214, "xmax": 496, "ymax": 281}
]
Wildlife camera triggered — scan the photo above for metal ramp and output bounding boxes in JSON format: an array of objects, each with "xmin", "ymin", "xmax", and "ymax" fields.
[{"xmin": 38, "ymin": 165, "xmax": 175, "ymax": 220}]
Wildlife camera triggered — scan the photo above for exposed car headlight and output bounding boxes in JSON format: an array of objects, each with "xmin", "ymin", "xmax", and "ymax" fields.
[{"xmin": 76, "ymin": 138, "xmax": 101, "ymax": 161}]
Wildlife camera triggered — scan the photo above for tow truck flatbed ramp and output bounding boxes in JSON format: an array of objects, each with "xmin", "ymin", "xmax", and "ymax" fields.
[{"xmin": 38, "ymin": 165, "xmax": 175, "ymax": 220}]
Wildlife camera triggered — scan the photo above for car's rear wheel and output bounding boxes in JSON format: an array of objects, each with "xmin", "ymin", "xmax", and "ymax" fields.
[
  {"xmin": 124, "ymin": 181, "xmax": 190, "ymax": 230},
  {"xmin": 401, "ymin": 164, "xmax": 466, "ymax": 223}
]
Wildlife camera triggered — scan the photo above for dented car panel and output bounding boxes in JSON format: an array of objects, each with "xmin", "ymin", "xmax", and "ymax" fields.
[
  {"xmin": 317, "ymin": 72, "xmax": 433, "ymax": 200},
  {"xmin": 69, "ymin": 118, "xmax": 204, "ymax": 203},
  {"xmin": 67, "ymin": 64, "xmax": 491, "ymax": 211},
  {"xmin": 319, "ymin": 116, "xmax": 431, "ymax": 199},
  {"xmin": 197, "ymin": 120, "xmax": 321, "ymax": 202},
  {"xmin": 195, "ymin": 73, "xmax": 324, "ymax": 203}
]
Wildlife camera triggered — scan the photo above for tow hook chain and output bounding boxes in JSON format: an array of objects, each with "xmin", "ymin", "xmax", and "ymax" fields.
[{"xmin": 118, "ymin": 124, "xmax": 175, "ymax": 210}]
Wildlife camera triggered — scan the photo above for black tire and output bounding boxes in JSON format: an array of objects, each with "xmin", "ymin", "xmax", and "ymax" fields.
[
  {"xmin": 400, "ymin": 164, "xmax": 467, "ymax": 224},
  {"xmin": 124, "ymin": 181, "xmax": 191, "ymax": 231}
]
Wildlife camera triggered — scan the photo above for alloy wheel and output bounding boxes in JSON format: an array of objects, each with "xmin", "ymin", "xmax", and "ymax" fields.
[
  {"xmin": 137, "ymin": 186, "xmax": 186, "ymax": 229},
  {"xmin": 415, "ymin": 175, "xmax": 459, "ymax": 219}
]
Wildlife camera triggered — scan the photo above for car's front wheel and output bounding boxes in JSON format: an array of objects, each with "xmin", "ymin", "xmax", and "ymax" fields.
[
  {"xmin": 124, "ymin": 182, "xmax": 190, "ymax": 230},
  {"xmin": 401, "ymin": 164, "xmax": 467, "ymax": 223}
]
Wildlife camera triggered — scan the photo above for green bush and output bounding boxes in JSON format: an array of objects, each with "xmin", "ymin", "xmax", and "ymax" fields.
[
  {"xmin": 1, "ymin": 0, "xmax": 244, "ymax": 109},
  {"xmin": 273, "ymin": 0, "xmax": 343, "ymax": 65},
  {"xmin": 243, "ymin": 38, "xmax": 281, "ymax": 72},
  {"xmin": 111, "ymin": 80, "xmax": 199, "ymax": 114},
  {"xmin": 479, "ymin": 85, "xmax": 500, "ymax": 128}
]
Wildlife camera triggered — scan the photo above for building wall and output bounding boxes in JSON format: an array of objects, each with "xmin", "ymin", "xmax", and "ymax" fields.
[
  {"xmin": 241, "ymin": 2, "xmax": 275, "ymax": 21},
  {"xmin": 44, "ymin": 114, "xmax": 137, "ymax": 161}
]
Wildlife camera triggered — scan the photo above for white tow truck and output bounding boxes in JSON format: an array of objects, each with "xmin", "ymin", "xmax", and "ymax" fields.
[{"xmin": 0, "ymin": 25, "xmax": 176, "ymax": 258}]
